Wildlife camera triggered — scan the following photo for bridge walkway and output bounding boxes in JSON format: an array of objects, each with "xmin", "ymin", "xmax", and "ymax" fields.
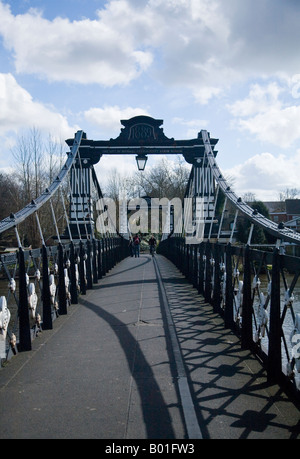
[{"xmin": 0, "ymin": 254, "xmax": 299, "ymax": 439}]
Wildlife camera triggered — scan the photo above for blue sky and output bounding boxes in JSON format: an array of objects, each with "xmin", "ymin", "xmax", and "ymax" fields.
[{"xmin": 1, "ymin": 0, "xmax": 300, "ymax": 199}]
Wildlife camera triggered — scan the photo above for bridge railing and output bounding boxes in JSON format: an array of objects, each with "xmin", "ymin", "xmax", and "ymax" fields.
[
  {"xmin": 0, "ymin": 129, "xmax": 128, "ymax": 365},
  {"xmin": 0, "ymin": 237, "xmax": 127, "ymax": 363},
  {"xmin": 159, "ymin": 237, "xmax": 300, "ymax": 399}
]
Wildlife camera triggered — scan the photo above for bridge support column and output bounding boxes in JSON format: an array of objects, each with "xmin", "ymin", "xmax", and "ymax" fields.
[
  {"xmin": 58, "ymin": 243, "xmax": 67, "ymax": 315},
  {"xmin": 18, "ymin": 248, "xmax": 32, "ymax": 352},
  {"xmin": 204, "ymin": 242, "xmax": 212, "ymax": 303},
  {"xmin": 42, "ymin": 245, "xmax": 53, "ymax": 329},
  {"xmin": 97, "ymin": 240, "xmax": 102, "ymax": 279},
  {"xmin": 92, "ymin": 239, "xmax": 98, "ymax": 284},
  {"xmin": 192, "ymin": 245, "xmax": 198, "ymax": 288},
  {"xmin": 68, "ymin": 161, "xmax": 95, "ymax": 239},
  {"xmin": 224, "ymin": 243, "xmax": 234, "ymax": 329},
  {"xmin": 79, "ymin": 241, "xmax": 86, "ymax": 294},
  {"xmin": 213, "ymin": 244, "xmax": 221, "ymax": 313},
  {"xmin": 69, "ymin": 242, "xmax": 78, "ymax": 304},
  {"xmin": 198, "ymin": 243, "xmax": 204, "ymax": 295},
  {"xmin": 267, "ymin": 248, "xmax": 282, "ymax": 382},
  {"xmin": 241, "ymin": 245, "xmax": 253, "ymax": 349},
  {"xmin": 86, "ymin": 239, "xmax": 93, "ymax": 289}
]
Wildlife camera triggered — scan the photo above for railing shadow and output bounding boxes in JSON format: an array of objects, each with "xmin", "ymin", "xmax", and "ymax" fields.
[
  {"xmin": 158, "ymin": 258, "xmax": 300, "ymax": 439},
  {"xmin": 80, "ymin": 290, "xmax": 182, "ymax": 439}
]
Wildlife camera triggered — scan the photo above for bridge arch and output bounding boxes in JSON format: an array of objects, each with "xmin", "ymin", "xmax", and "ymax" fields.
[
  {"xmin": 65, "ymin": 115, "xmax": 300, "ymax": 245},
  {"xmin": 65, "ymin": 115, "xmax": 218, "ymax": 240}
]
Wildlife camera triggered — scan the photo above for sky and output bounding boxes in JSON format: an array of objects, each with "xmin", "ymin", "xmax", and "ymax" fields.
[{"xmin": 1, "ymin": 0, "xmax": 300, "ymax": 200}]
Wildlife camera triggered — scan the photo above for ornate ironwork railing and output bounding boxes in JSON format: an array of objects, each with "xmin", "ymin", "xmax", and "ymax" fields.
[
  {"xmin": 159, "ymin": 237, "xmax": 300, "ymax": 399},
  {"xmin": 0, "ymin": 130, "xmax": 127, "ymax": 364},
  {"xmin": 0, "ymin": 238, "xmax": 126, "ymax": 361}
]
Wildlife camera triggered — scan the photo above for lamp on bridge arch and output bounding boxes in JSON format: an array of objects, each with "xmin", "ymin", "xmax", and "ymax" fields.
[{"xmin": 136, "ymin": 153, "xmax": 148, "ymax": 171}]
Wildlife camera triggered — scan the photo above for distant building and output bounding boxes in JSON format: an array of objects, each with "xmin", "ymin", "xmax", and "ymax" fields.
[
  {"xmin": 264, "ymin": 199, "xmax": 300, "ymax": 231},
  {"xmin": 285, "ymin": 199, "xmax": 300, "ymax": 231}
]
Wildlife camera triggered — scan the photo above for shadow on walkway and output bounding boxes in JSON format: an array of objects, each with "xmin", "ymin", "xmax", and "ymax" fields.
[
  {"xmin": 157, "ymin": 256, "xmax": 300, "ymax": 439},
  {"xmin": 80, "ymin": 290, "xmax": 183, "ymax": 439}
]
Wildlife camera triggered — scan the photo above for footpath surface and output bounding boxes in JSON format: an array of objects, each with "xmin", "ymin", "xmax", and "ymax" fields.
[{"xmin": 0, "ymin": 254, "xmax": 299, "ymax": 439}]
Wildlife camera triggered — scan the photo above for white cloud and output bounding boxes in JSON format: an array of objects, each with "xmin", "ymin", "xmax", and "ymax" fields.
[
  {"xmin": 0, "ymin": 73, "xmax": 75, "ymax": 138},
  {"xmin": 84, "ymin": 105, "xmax": 150, "ymax": 137},
  {"xmin": 224, "ymin": 150, "xmax": 300, "ymax": 200},
  {"xmin": 2, "ymin": 0, "xmax": 300, "ymax": 199},
  {"xmin": 0, "ymin": 1, "xmax": 153, "ymax": 86},
  {"xmin": 224, "ymin": 0, "xmax": 300, "ymax": 76},
  {"xmin": 2, "ymin": 0, "xmax": 300, "ymax": 103},
  {"xmin": 228, "ymin": 82, "xmax": 300, "ymax": 148},
  {"xmin": 0, "ymin": 0, "xmax": 300, "ymax": 110},
  {"xmin": 228, "ymin": 83, "xmax": 283, "ymax": 117},
  {"xmin": 172, "ymin": 117, "xmax": 209, "ymax": 138}
]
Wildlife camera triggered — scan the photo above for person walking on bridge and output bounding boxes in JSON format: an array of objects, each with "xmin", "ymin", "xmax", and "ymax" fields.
[
  {"xmin": 133, "ymin": 234, "xmax": 141, "ymax": 257},
  {"xmin": 148, "ymin": 234, "xmax": 156, "ymax": 257},
  {"xmin": 128, "ymin": 236, "xmax": 134, "ymax": 257}
]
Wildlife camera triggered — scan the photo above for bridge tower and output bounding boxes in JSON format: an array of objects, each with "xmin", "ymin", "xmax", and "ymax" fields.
[
  {"xmin": 65, "ymin": 132, "xmax": 102, "ymax": 239},
  {"xmin": 68, "ymin": 158, "xmax": 94, "ymax": 238},
  {"xmin": 183, "ymin": 130, "xmax": 218, "ymax": 241},
  {"xmin": 65, "ymin": 117, "xmax": 219, "ymax": 239}
]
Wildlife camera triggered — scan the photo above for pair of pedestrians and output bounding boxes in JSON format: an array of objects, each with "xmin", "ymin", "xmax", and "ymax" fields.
[
  {"xmin": 128, "ymin": 235, "xmax": 157, "ymax": 257},
  {"xmin": 129, "ymin": 234, "xmax": 141, "ymax": 257}
]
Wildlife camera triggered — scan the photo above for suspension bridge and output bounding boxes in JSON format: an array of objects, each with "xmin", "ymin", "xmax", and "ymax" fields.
[{"xmin": 0, "ymin": 116, "xmax": 299, "ymax": 440}]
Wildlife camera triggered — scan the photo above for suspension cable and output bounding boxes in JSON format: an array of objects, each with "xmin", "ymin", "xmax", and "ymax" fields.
[
  {"xmin": 60, "ymin": 187, "xmax": 73, "ymax": 242},
  {"xmin": 201, "ymin": 130, "xmax": 300, "ymax": 245},
  {"xmin": 49, "ymin": 197, "xmax": 61, "ymax": 244},
  {"xmin": 0, "ymin": 130, "xmax": 84, "ymax": 235}
]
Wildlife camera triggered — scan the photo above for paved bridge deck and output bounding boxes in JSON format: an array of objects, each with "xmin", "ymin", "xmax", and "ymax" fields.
[{"xmin": 0, "ymin": 254, "xmax": 299, "ymax": 439}]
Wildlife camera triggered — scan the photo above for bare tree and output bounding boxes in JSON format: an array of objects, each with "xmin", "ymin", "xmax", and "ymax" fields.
[
  {"xmin": 8, "ymin": 128, "xmax": 68, "ymax": 247},
  {"xmin": 243, "ymin": 192, "xmax": 256, "ymax": 202},
  {"xmin": 135, "ymin": 157, "xmax": 190, "ymax": 200},
  {"xmin": 279, "ymin": 188, "xmax": 300, "ymax": 201},
  {"xmin": 0, "ymin": 173, "xmax": 22, "ymax": 246}
]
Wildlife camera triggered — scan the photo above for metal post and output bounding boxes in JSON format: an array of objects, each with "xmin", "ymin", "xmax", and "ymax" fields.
[
  {"xmin": 241, "ymin": 245, "xmax": 253, "ymax": 349},
  {"xmin": 213, "ymin": 243, "xmax": 221, "ymax": 313},
  {"xmin": 69, "ymin": 241, "xmax": 78, "ymax": 304},
  {"xmin": 180, "ymin": 241, "xmax": 184, "ymax": 273},
  {"xmin": 192, "ymin": 245, "xmax": 198, "ymax": 288},
  {"xmin": 18, "ymin": 248, "xmax": 32, "ymax": 351},
  {"xmin": 121, "ymin": 237, "xmax": 126, "ymax": 261},
  {"xmin": 58, "ymin": 243, "xmax": 67, "ymax": 315},
  {"xmin": 105, "ymin": 238, "xmax": 109, "ymax": 272},
  {"xmin": 113, "ymin": 238, "xmax": 116, "ymax": 266},
  {"xmin": 177, "ymin": 239, "xmax": 182, "ymax": 270},
  {"xmin": 111, "ymin": 238, "xmax": 115, "ymax": 267},
  {"xmin": 111, "ymin": 238, "xmax": 115, "ymax": 268},
  {"xmin": 102, "ymin": 239, "xmax": 107, "ymax": 276},
  {"xmin": 97, "ymin": 240, "xmax": 102, "ymax": 279},
  {"xmin": 224, "ymin": 243, "xmax": 234, "ymax": 329},
  {"xmin": 42, "ymin": 244, "xmax": 53, "ymax": 329},
  {"xmin": 185, "ymin": 244, "xmax": 190, "ymax": 279},
  {"xmin": 86, "ymin": 239, "xmax": 93, "ymax": 289},
  {"xmin": 198, "ymin": 242, "xmax": 204, "ymax": 295},
  {"xmin": 79, "ymin": 240, "xmax": 86, "ymax": 294},
  {"xmin": 267, "ymin": 248, "xmax": 282, "ymax": 382},
  {"xmin": 103, "ymin": 239, "xmax": 107, "ymax": 273},
  {"xmin": 92, "ymin": 239, "xmax": 98, "ymax": 284},
  {"xmin": 204, "ymin": 242, "xmax": 211, "ymax": 303}
]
